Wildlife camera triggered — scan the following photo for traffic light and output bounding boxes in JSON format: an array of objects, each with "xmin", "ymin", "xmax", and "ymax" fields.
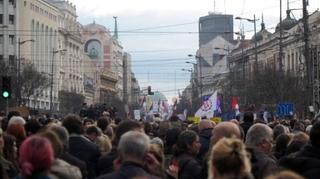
[
  {"xmin": 148, "ymin": 86, "xmax": 154, "ymax": 95},
  {"xmin": 2, "ymin": 76, "xmax": 11, "ymax": 99}
]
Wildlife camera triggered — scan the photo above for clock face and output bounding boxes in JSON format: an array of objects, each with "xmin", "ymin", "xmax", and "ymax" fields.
[{"xmin": 86, "ymin": 40, "xmax": 101, "ymax": 59}]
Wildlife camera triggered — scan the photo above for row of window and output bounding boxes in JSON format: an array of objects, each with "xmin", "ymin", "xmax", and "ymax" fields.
[
  {"xmin": 0, "ymin": 14, "xmax": 15, "ymax": 25},
  {"xmin": 0, "ymin": 34, "xmax": 15, "ymax": 44},
  {"xmin": 30, "ymin": 3, "xmax": 57, "ymax": 22},
  {"xmin": 0, "ymin": 0, "xmax": 15, "ymax": 6}
]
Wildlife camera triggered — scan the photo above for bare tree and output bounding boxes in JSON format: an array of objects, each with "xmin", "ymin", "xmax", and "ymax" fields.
[{"xmin": 20, "ymin": 63, "xmax": 50, "ymax": 106}]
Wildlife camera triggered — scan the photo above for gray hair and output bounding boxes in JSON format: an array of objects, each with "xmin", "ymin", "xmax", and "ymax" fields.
[
  {"xmin": 245, "ymin": 123, "xmax": 273, "ymax": 147},
  {"xmin": 118, "ymin": 131, "xmax": 150, "ymax": 161}
]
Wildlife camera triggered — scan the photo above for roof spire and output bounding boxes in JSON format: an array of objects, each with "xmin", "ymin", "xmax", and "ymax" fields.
[
  {"xmin": 261, "ymin": 13, "xmax": 265, "ymax": 30},
  {"xmin": 286, "ymin": 0, "xmax": 291, "ymax": 18},
  {"xmin": 113, "ymin": 16, "xmax": 118, "ymax": 39}
]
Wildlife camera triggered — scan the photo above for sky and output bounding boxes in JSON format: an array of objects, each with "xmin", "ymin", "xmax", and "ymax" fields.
[{"xmin": 69, "ymin": 0, "xmax": 319, "ymax": 103}]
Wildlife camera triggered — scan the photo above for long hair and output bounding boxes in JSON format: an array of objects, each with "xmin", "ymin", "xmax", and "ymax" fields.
[
  {"xmin": 208, "ymin": 137, "xmax": 251, "ymax": 179},
  {"xmin": 19, "ymin": 136, "xmax": 54, "ymax": 178}
]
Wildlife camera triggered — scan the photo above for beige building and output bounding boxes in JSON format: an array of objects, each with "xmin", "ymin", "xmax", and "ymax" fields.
[
  {"xmin": 81, "ymin": 22, "xmax": 118, "ymax": 104},
  {"xmin": 17, "ymin": 0, "xmax": 61, "ymax": 111}
]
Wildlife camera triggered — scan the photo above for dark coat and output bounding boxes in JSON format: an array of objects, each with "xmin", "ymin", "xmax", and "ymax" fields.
[
  {"xmin": 97, "ymin": 147, "xmax": 118, "ymax": 175},
  {"xmin": 60, "ymin": 152, "xmax": 87, "ymax": 179},
  {"xmin": 96, "ymin": 161, "xmax": 160, "ymax": 179},
  {"xmin": 174, "ymin": 153, "xmax": 202, "ymax": 179},
  {"xmin": 68, "ymin": 135, "xmax": 100, "ymax": 179},
  {"xmin": 246, "ymin": 147, "xmax": 278, "ymax": 179},
  {"xmin": 240, "ymin": 122, "xmax": 253, "ymax": 137},
  {"xmin": 197, "ymin": 128, "xmax": 212, "ymax": 161},
  {"xmin": 279, "ymin": 144, "xmax": 320, "ymax": 179}
]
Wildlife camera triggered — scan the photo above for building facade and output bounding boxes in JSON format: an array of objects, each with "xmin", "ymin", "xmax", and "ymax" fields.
[
  {"xmin": 123, "ymin": 52, "xmax": 132, "ymax": 104},
  {"xmin": 199, "ymin": 13, "xmax": 234, "ymax": 47}
]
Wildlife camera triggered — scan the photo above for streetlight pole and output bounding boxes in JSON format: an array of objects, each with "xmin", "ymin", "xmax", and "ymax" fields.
[
  {"xmin": 17, "ymin": 38, "xmax": 34, "ymax": 105},
  {"xmin": 50, "ymin": 48, "xmax": 66, "ymax": 114},
  {"xmin": 235, "ymin": 15, "xmax": 259, "ymax": 74}
]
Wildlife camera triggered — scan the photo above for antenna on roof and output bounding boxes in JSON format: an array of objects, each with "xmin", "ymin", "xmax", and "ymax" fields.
[{"xmin": 214, "ymin": 0, "xmax": 216, "ymax": 12}]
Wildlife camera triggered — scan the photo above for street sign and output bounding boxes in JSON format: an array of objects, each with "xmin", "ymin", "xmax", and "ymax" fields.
[{"xmin": 277, "ymin": 103, "xmax": 294, "ymax": 117}]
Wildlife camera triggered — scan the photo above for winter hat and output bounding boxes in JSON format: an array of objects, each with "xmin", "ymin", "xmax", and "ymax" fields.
[{"xmin": 8, "ymin": 116, "xmax": 26, "ymax": 126}]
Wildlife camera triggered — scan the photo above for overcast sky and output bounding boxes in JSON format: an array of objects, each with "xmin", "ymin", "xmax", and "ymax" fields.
[{"xmin": 69, "ymin": 0, "xmax": 319, "ymax": 103}]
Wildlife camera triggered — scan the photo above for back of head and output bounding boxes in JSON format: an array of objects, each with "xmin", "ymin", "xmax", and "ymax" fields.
[
  {"xmin": 97, "ymin": 116, "xmax": 110, "ymax": 132},
  {"xmin": 198, "ymin": 120, "xmax": 214, "ymax": 132},
  {"xmin": 62, "ymin": 114, "xmax": 83, "ymax": 134},
  {"xmin": 115, "ymin": 120, "xmax": 142, "ymax": 144},
  {"xmin": 243, "ymin": 112, "xmax": 254, "ymax": 123},
  {"xmin": 208, "ymin": 137, "xmax": 251, "ymax": 178},
  {"xmin": 273, "ymin": 124, "xmax": 286, "ymax": 140},
  {"xmin": 49, "ymin": 125, "xmax": 69, "ymax": 146},
  {"xmin": 310, "ymin": 121, "xmax": 320, "ymax": 148},
  {"xmin": 211, "ymin": 122, "xmax": 241, "ymax": 146},
  {"xmin": 245, "ymin": 123, "xmax": 272, "ymax": 148},
  {"xmin": 25, "ymin": 119, "xmax": 42, "ymax": 136},
  {"xmin": 19, "ymin": 136, "xmax": 54, "ymax": 178},
  {"xmin": 176, "ymin": 130, "xmax": 198, "ymax": 154},
  {"xmin": 118, "ymin": 131, "xmax": 150, "ymax": 162},
  {"xmin": 39, "ymin": 131, "xmax": 64, "ymax": 158}
]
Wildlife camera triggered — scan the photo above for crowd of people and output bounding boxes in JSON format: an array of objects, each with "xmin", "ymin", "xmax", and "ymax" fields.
[{"xmin": 0, "ymin": 108, "xmax": 319, "ymax": 179}]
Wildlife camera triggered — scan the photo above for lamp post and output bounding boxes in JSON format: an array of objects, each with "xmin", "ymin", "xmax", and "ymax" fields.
[
  {"xmin": 50, "ymin": 48, "xmax": 67, "ymax": 114},
  {"xmin": 188, "ymin": 54, "xmax": 203, "ymax": 103},
  {"xmin": 235, "ymin": 15, "xmax": 259, "ymax": 73},
  {"xmin": 17, "ymin": 38, "xmax": 35, "ymax": 105}
]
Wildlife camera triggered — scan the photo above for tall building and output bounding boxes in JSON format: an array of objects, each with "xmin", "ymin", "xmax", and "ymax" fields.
[
  {"xmin": 199, "ymin": 13, "xmax": 233, "ymax": 47},
  {"xmin": 17, "ymin": 0, "xmax": 61, "ymax": 111}
]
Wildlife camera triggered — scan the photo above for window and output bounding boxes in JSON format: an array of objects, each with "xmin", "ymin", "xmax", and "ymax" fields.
[
  {"xmin": 9, "ymin": 55, "xmax": 15, "ymax": 66},
  {"xmin": 9, "ymin": 0, "xmax": 14, "ymax": 5},
  {"xmin": 9, "ymin": 15, "xmax": 14, "ymax": 25},
  {"xmin": 0, "ymin": 0, "xmax": 3, "ymax": 5},
  {"xmin": 0, "ymin": 14, "xmax": 2, "ymax": 24},
  {"xmin": 0, "ymin": 35, "xmax": 3, "ymax": 44},
  {"xmin": 9, "ymin": 35, "xmax": 14, "ymax": 44},
  {"xmin": 24, "ymin": 1, "xmax": 27, "ymax": 7}
]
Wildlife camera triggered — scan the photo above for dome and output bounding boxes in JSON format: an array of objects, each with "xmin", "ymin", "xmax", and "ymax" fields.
[
  {"xmin": 251, "ymin": 21, "xmax": 272, "ymax": 42},
  {"xmin": 275, "ymin": 10, "xmax": 297, "ymax": 32}
]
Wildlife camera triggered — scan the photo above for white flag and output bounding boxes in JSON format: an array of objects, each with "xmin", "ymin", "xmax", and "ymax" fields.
[{"xmin": 195, "ymin": 91, "xmax": 218, "ymax": 119}]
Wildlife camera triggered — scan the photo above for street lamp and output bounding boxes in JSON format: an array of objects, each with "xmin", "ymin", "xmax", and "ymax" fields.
[
  {"xmin": 235, "ymin": 15, "xmax": 259, "ymax": 73},
  {"xmin": 17, "ymin": 38, "xmax": 35, "ymax": 105},
  {"xmin": 181, "ymin": 68, "xmax": 192, "ymax": 73},
  {"xmin": 50, "ymin": 48, "xmax": 67, "ymax": 113}
]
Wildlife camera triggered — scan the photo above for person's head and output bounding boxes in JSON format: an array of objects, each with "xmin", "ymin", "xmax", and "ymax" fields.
[
  {"xmin": 24, "ymin": 119, "xmax": 42, "ymax": 136},
  {"xmin": 273, "ymin": 124, "xmax": 287, "ymax": 140},
  {"xmin": 211, "ymin": 122, "xmax": 241, "ymax": 146},
  {"xmin": 198, "ymin": 120, "xmax": 215, "ymax": 132},
  {"xmin": 208, "ymin": 137, "xmax": 251, "ymax": 179},
  {"xmin": 85, "ymin": 125, "xmax": 101, "ymax": 141},
  {"xmin": 3, "ymin": 133, "xmax": 17, "ymax": 164},
  {"xmin": 39, "ymin": 131, "xmax": 64, "ymax": 158},
  {"xmin": 0, "ymin": 129, "xmax": 3, "ymax": 153},
  {"xmin": 8, "ymin": 116, "xmax": 26, "ymax": 126},
  {"xmin": 114, "ymin": 120, "xmax": 143, "ymax": 145},
  {"xmin": 310, "ymin": 121, "xmax": 320, "ymax": 148},
  {"xmin": 245, "ymin": 123, "xmax": 273, "ymax": 154},
  {"xmin": 274, "ymin": 134, "xmax": 292, "ymax": 158},
  {"xmin": 83, "ymin": 118, "xmax": 94, "ymax": 130},
  {"xmin": 95, "ymin": 135, "xmax": 111, "ymax": 155},
  {"xmin": 293, "ymin": 121, "xmax": 305, "ymax": 133},
  {"xmin": 265, "ymin": 170, "xmax": 304, "ymax": 179},
  {"xmin": 19, "ymin": 136, "xmax": 54, "ymax": 178},
  {"xmin": 48, "ymin": 125, "xmax": 69, "ymax": 149},
  {"xmin": 243, "ymin": 112, "xmax": 254, "ymax": 123},
  {"xmin": 6, "ymin": 123, "xmax": 26, "ymax": 143},
  {"xmin": 117, "ymin": 131, "xmax": 150, "ymax": 164},
  {"xmin": 62, "ymin": 114, "xmax": 83, "ymax": 134},
  {"xmin": 176, "ymin": 130, "xmax": 201, "ymax": 156},
  {"xmin": 97, "ymin": 116, "xmax": 110, "ymax": 132},
  {"xmin": 7, "ymin": 111, "xmax": 20, "ymax": 123},
  {"xmin": 149, "ymin": 143, "xmax": 165, "ymax": 169}
]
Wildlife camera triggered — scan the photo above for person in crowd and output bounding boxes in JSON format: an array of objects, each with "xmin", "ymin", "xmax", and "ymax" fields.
[
  {"xmin": 62, "ymin": 114, "xmax": 100, "ymax": 179},
  {"xmin": 96, "ymin": 131, "xmax": 160, "ymax": 179},
  {"xmin": 273, "ymin": 133, "xmax": 292, "ymax": 160},
  {"xmin": 0, "ymin": 129, "xmax": 13, "ymax": 179},
  {"xmin": 85, "ymin": 126, "xmax": 101, "ymax": 142},
  {"xmin": 285, "ymin": 132, "xmax": 309, "ymax": 155},
  {"xmin": 245, "ymin": 123, "xmax": 278, "ymax": 179},
  {"xmin": 167, "ymin": 130, "xmax": 202, "ymax": 179},
  {"xmin": 211, "ymin": 122, "xmax": 241, "ymax": 146},
  {"xmin": 197, "ymin": 120, "xmax": 215, "ymax": 161},
  {"xmin": 97, "ymin": 116, "xmax": 113, "ymax": 139},
  {"xmin": 279, "ymin": 121, "xmax": 320, "ymax": 178},
  {"xmin": 273, "ymin": 124, "xmax": 287, "ymax": 141},
  {"xmin": 2, "ymin": 133, "xmax": 19, "ymax": 177},
  {"xmin": 146, "ymin": 143, "xmax": 165, "ymax": 178},
  {"xmin": 98, "ymin": 120, "xmax": 143, "ymax": 175},
  {"xmin": 240, "ymin": 111, "xmax": 254, "ymax": 137},
  {"xmin": 49, "ymin": 125, "xmax": 87, "ymax": 179},
  {"xmin": 265, "ymin": 170, "xmax": 305, "ymax": 179},
  {"xmin": 207, "ymin": 137, "xmax": 253, "ymax": 179},
  {"xmin": 6, "ymin": 123, "xmax": 26, "ymax": 149},
  {"xmin": 39, "ymin": 131, "xmax": 82, "ymax": 179},
  {"xmin": 83, "ymin": 118, "xmax": 95, "ymax": 131},
  {"xmin": 24, "ymin": 119, "xmax": 42, "ymax": 136},
  {"xmin": 18, "ymin": 135, "xmax": 54, "ymax": 179}
]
